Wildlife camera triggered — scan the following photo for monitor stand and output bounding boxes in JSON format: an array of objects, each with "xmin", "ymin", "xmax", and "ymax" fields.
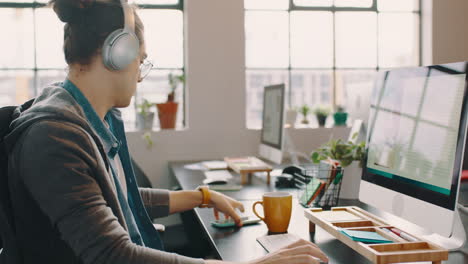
[
  {"xmin": 284, "ymin": 128, "xmax": 311, "ymax": 166},
  {"xmin": 422, "ymin": 209, "xmax": 466, "ymax": 251}
]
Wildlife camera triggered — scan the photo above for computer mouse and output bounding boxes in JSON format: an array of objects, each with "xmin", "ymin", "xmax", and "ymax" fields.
[{"xmin": 203, "ymin": 178, "xmax": 228, "ymax": 185}]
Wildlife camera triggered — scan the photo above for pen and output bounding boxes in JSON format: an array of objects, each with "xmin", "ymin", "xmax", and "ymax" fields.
[
  {"xmin": 381, "ymin": 228, "xmax": 404, "ymax": 241},
  {"xmin": 390, "ymin": 228, "xmax": 418, "ymax": 242}
]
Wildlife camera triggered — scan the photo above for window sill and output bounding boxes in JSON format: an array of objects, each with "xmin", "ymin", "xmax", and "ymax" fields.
[
  {"xmin": 125, "ymin": 126, "xmax": 188, "ymax": 133},
  {"xmin": 247, "ymin": 124, "xmax": 352, "ymax": 131}
]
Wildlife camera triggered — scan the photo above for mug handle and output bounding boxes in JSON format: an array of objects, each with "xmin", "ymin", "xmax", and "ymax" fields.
[{"xmin": 252, "ymin": 201, "xmax": 265, "ymax": 222}]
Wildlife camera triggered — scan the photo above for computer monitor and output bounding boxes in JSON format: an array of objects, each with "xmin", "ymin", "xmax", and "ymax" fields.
[
  {"xmin": 259, "ymin": 84, "xmax": 286, "ymax": 164},
  {"xmin": 359, "ymin": 62, "xmax": 467, "ymax": 246}
]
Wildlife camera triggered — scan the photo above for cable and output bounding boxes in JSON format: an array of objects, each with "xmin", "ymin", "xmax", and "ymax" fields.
[{"xmin": 457, "ymin": 203, "xmax": 468, "ymax": 215}]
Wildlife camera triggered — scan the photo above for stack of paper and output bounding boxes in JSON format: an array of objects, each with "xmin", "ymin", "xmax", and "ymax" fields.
[
  {"xmin": 201, "ymin": 161, "xmax": 228, "ymax": 170},
  {"xmin": 315, "ymin": 211, "xmax": 363, "ymax": 222},
  {"xmin": 204, "ymin": 170, "xmax": 233, "ymax": 181},
  {"xmin": 224, "ymin": 156, "xmax": 272, "ymax": 172}
]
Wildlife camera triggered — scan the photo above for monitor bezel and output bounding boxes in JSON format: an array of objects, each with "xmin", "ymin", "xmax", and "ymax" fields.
[
  {"xmin": 261, "ymin": 84, "xmax": 285, "ymax": 150},
  {"xmin": 362, "ymin": 62, "xmax": 468, "ymax": 211}
]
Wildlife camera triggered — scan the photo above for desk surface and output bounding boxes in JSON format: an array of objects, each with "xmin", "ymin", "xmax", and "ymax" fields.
[{"xmin": 170, "ymin": 161, "xmax": 468, "ymax": 264}]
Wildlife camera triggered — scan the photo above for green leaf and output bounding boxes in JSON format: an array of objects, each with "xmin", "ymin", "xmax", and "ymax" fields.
[
  {"xmin": 142, "ymin": 132, "xmax": 154, "ymax": 149},
  {"xmin": 311, "ymin": 152, "xmax": 320, "ymax": 163},
  {"xmin": 341, "ymin": 159, "xmax": 352, "ymax": 167},
  {"xmin": 310, "ymin": 137, "xmax": 366, "ymax": 167}
]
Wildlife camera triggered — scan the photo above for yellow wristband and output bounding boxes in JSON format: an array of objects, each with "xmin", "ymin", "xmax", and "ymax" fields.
[{"xmin": 197, "ymin": 185, "xmax": 211, "ymax": 208}]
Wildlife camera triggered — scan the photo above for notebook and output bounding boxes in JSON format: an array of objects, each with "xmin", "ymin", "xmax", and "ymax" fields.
[{"xmin": 339, "ymin": 229, "xmax": 393, "ymax": 244}]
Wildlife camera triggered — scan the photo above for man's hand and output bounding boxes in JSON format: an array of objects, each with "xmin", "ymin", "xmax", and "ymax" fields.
[
  {"xmin": 247, "ymin": 239, "xmax": 329, "ymax": 264},
  {"xmin": 209, "ymin": 191, "xmax": 245, "ymax": 226}
]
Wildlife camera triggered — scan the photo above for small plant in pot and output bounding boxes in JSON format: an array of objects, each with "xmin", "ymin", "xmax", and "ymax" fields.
[
  {"xmin": 136, "ymin": 98, "xmax": 155, "ymax": 131},
  {"xmin": 333, "ymin": 105, "xmax": 348, "ymax": 126},
  {"xmin": 314, "ymin": 106, "xmax": 330, "ymax": 127},
  {"xmin": 286, "ymin": 108, "xmax": 298, "ymax": 127},
  {"xmin": 299, "ymin": 104, "xmax": 311, "ymax": 124},
  {"xmin": 311, "ymin": 134, "xmax": 366, "ymax": 168},
  {"xmin": 310, "ymin": 133, "xmax": 366, "ymax": 199},
  {"xmin": 156, "ymin": 73, "xmax": 185, "ymax": 129}
]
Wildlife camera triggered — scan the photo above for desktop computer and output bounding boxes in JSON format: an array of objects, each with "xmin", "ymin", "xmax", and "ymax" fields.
[
  {"xmin": 258, "ymin": 83, "xmax": 306, "ymax": 166},
  {"xmin": 359, "ymin": 62, "xmax": 468, "ymax": 249},
  {"xmin": 259, "ymin": 84, "xmax": 286, "ymax": 164}
]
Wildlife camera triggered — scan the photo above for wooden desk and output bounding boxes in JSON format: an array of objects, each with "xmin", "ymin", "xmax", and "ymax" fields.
[{"xmin": 170, "ymin": 161, "xmax": 468, "ymax": 264}]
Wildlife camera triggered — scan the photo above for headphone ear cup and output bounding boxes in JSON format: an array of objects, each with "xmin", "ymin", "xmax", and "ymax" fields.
[{"xmin": 102, "ymin": 29, "xmax": 140, "ymax": 71}]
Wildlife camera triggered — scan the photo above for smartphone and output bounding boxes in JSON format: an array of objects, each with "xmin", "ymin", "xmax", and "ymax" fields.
[{"xmin": 211, "ymin": 216, "xmax": 261, "ymax": 228}]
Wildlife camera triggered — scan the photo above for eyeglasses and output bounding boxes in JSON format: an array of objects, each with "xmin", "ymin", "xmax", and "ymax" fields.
[{"xmin": 139, "ymin": 59, "xmax": 153, "ymax": 81}]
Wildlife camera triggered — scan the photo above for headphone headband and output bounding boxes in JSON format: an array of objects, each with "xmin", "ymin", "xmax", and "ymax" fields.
[
  {"xmin": 101, "ymin": 0, "xmax": 140, "ymax": 71},
  {"xmin": 120, "ymin": 0, "xmax": 135, "ymax": 32}
]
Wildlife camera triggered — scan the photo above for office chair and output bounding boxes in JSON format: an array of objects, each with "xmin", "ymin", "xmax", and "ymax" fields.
[
  {"xmin": 0, "ymin": 105, "xmax": 24, "ymax": 263},
  {"xmin": 130, "ymin": 159, "xmax": 167, "ymax": 231},
  {"xmin": 131, "ymin": 158, "xmax": 153, "ymax": 188}
]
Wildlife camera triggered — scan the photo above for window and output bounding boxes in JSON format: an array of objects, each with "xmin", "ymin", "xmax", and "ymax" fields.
[
  {"xmin": 0, "ymin": 1, "xmax": 185, "ymax": 131},
  {"xmin": 245, "ymin": 0, "xmax": 421, "ymax": 128}
]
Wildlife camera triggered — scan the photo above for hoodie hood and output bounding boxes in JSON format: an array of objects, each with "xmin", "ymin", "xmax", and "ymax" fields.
[{"xmin": 4, "ymin": 83, "xmax": 99, "ymax": 154}]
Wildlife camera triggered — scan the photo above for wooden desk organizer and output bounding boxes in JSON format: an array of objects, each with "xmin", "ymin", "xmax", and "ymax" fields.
[
  {"xmin": 224, "ymin": 157, "xmax": 272, "ymax": 185},
  {"xmin": 305, "ymin": 206, "xmax": 448, "ymax": 264}
]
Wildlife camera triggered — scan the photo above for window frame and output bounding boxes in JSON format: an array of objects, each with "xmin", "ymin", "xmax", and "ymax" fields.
[
  {"xmin": 0, "ymin": 1, "xmax": 186, "ymax": 131},
  {"xmin": 245, "ymin": 0, "xmax": 422, "ymax": 117}
]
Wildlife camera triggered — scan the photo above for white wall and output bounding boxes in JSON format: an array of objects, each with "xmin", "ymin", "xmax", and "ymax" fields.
[
  {"xmin": 126, "ymin": 0, "xmax": 468, "ymax": 226},
  {"xmin": 419, "ymin": 0, "xmax": 468, "ymax": 66},
  {"xmin": 432, "ymin": 0, "xmax": 468, "ymax": 64}
]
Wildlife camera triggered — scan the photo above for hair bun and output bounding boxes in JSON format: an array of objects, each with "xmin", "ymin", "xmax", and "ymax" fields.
[{"xmin": 50, "ymin": 0, "xmax": 95, "ymax": 23}]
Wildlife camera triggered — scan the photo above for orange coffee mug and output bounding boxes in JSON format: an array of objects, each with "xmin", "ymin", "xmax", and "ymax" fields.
[{"xmin": 252, "ymin": 192, "xmax": 292, "ymax": 233}]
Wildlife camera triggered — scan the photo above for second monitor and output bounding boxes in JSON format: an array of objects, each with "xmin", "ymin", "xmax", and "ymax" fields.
[{"xmin": 259, "ymin": 84, "xmax": 286, "ymax": 164}]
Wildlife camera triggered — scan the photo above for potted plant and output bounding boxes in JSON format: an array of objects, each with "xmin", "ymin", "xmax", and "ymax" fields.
[
  {"xmin": 311, "ymin": 133, "xmax": 366, "ymax": 199},
  {"xmin": 333, "ymin": 105, "xmax": 348, "ymax": 126},
  {"xmin": 314, "ymin": 106, "xmax": 330, "ymax": 127},
  {"xmin": 299, "ymin": 104, "xmax": 311, "ymax": 125},
  {"xmin": 311, "ymin": 135, "xmax": 366, "ymax": 168},
  {"xmin": 136, "ymin": 98, "xmax": 155, "ymax": 131},
  {"xmin": 156, "ymin": 73, "xmax": 185, "ymax": 129},
  {"xmin": 286, "ymin": 108, "xmax": 298, "ymax": 127}
]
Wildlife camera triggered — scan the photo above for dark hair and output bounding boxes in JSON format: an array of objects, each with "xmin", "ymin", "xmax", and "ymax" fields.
[{"xmin": 49, "ymin": 0, "xmax": 144, "ymax": 66}]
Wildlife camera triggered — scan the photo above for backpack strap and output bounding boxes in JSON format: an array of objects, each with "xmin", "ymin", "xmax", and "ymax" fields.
[
  {"xmin": 0, "ymin": 99, "xmax": 34, "ymax": 262},
  {"xmin": 0, "ymin": 106, "xmax": 19, "ymax": 261}
]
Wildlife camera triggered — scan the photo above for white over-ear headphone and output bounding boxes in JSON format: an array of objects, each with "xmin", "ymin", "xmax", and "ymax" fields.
[{"xmin": 102, "ymin": 0, "xmax": 140, "ymax": 71}]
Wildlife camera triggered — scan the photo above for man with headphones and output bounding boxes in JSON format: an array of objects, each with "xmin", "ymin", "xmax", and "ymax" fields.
[{"xmin": 3, "ymin": 0, "xmax": 328, "ymax": 263}]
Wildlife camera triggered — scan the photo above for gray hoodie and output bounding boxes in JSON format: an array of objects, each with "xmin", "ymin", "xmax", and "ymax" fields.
[{"xmin": 4, "ymin": 84, "xmax": 204, "ymax": 264}]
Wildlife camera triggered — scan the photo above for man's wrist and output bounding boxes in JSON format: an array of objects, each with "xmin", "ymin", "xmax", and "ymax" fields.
[
  {"xmin": 196, "ymin": 185, "xmax": 211, "ymax": 208},
  {"xmin": 194, "ymin": 190, "xmax": 203, "ymax": 207}
]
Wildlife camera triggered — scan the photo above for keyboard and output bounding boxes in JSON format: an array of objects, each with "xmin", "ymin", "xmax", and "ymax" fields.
[
  {"xmin": 257, "ymin": 234, "xmax": 328, "ymax": 263},
  {"xmin": 256, "ymin": 233, "xmax": 301, "ymax": 252}
]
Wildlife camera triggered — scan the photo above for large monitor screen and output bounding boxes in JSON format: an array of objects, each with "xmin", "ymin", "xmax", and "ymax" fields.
[
  {"xmin": 363, "ymin": 62, "xmax": 468, "ymax": 210},
  {"xmin": 261, "ymin": 84, "xmax": 285, "ymax": 150}
]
